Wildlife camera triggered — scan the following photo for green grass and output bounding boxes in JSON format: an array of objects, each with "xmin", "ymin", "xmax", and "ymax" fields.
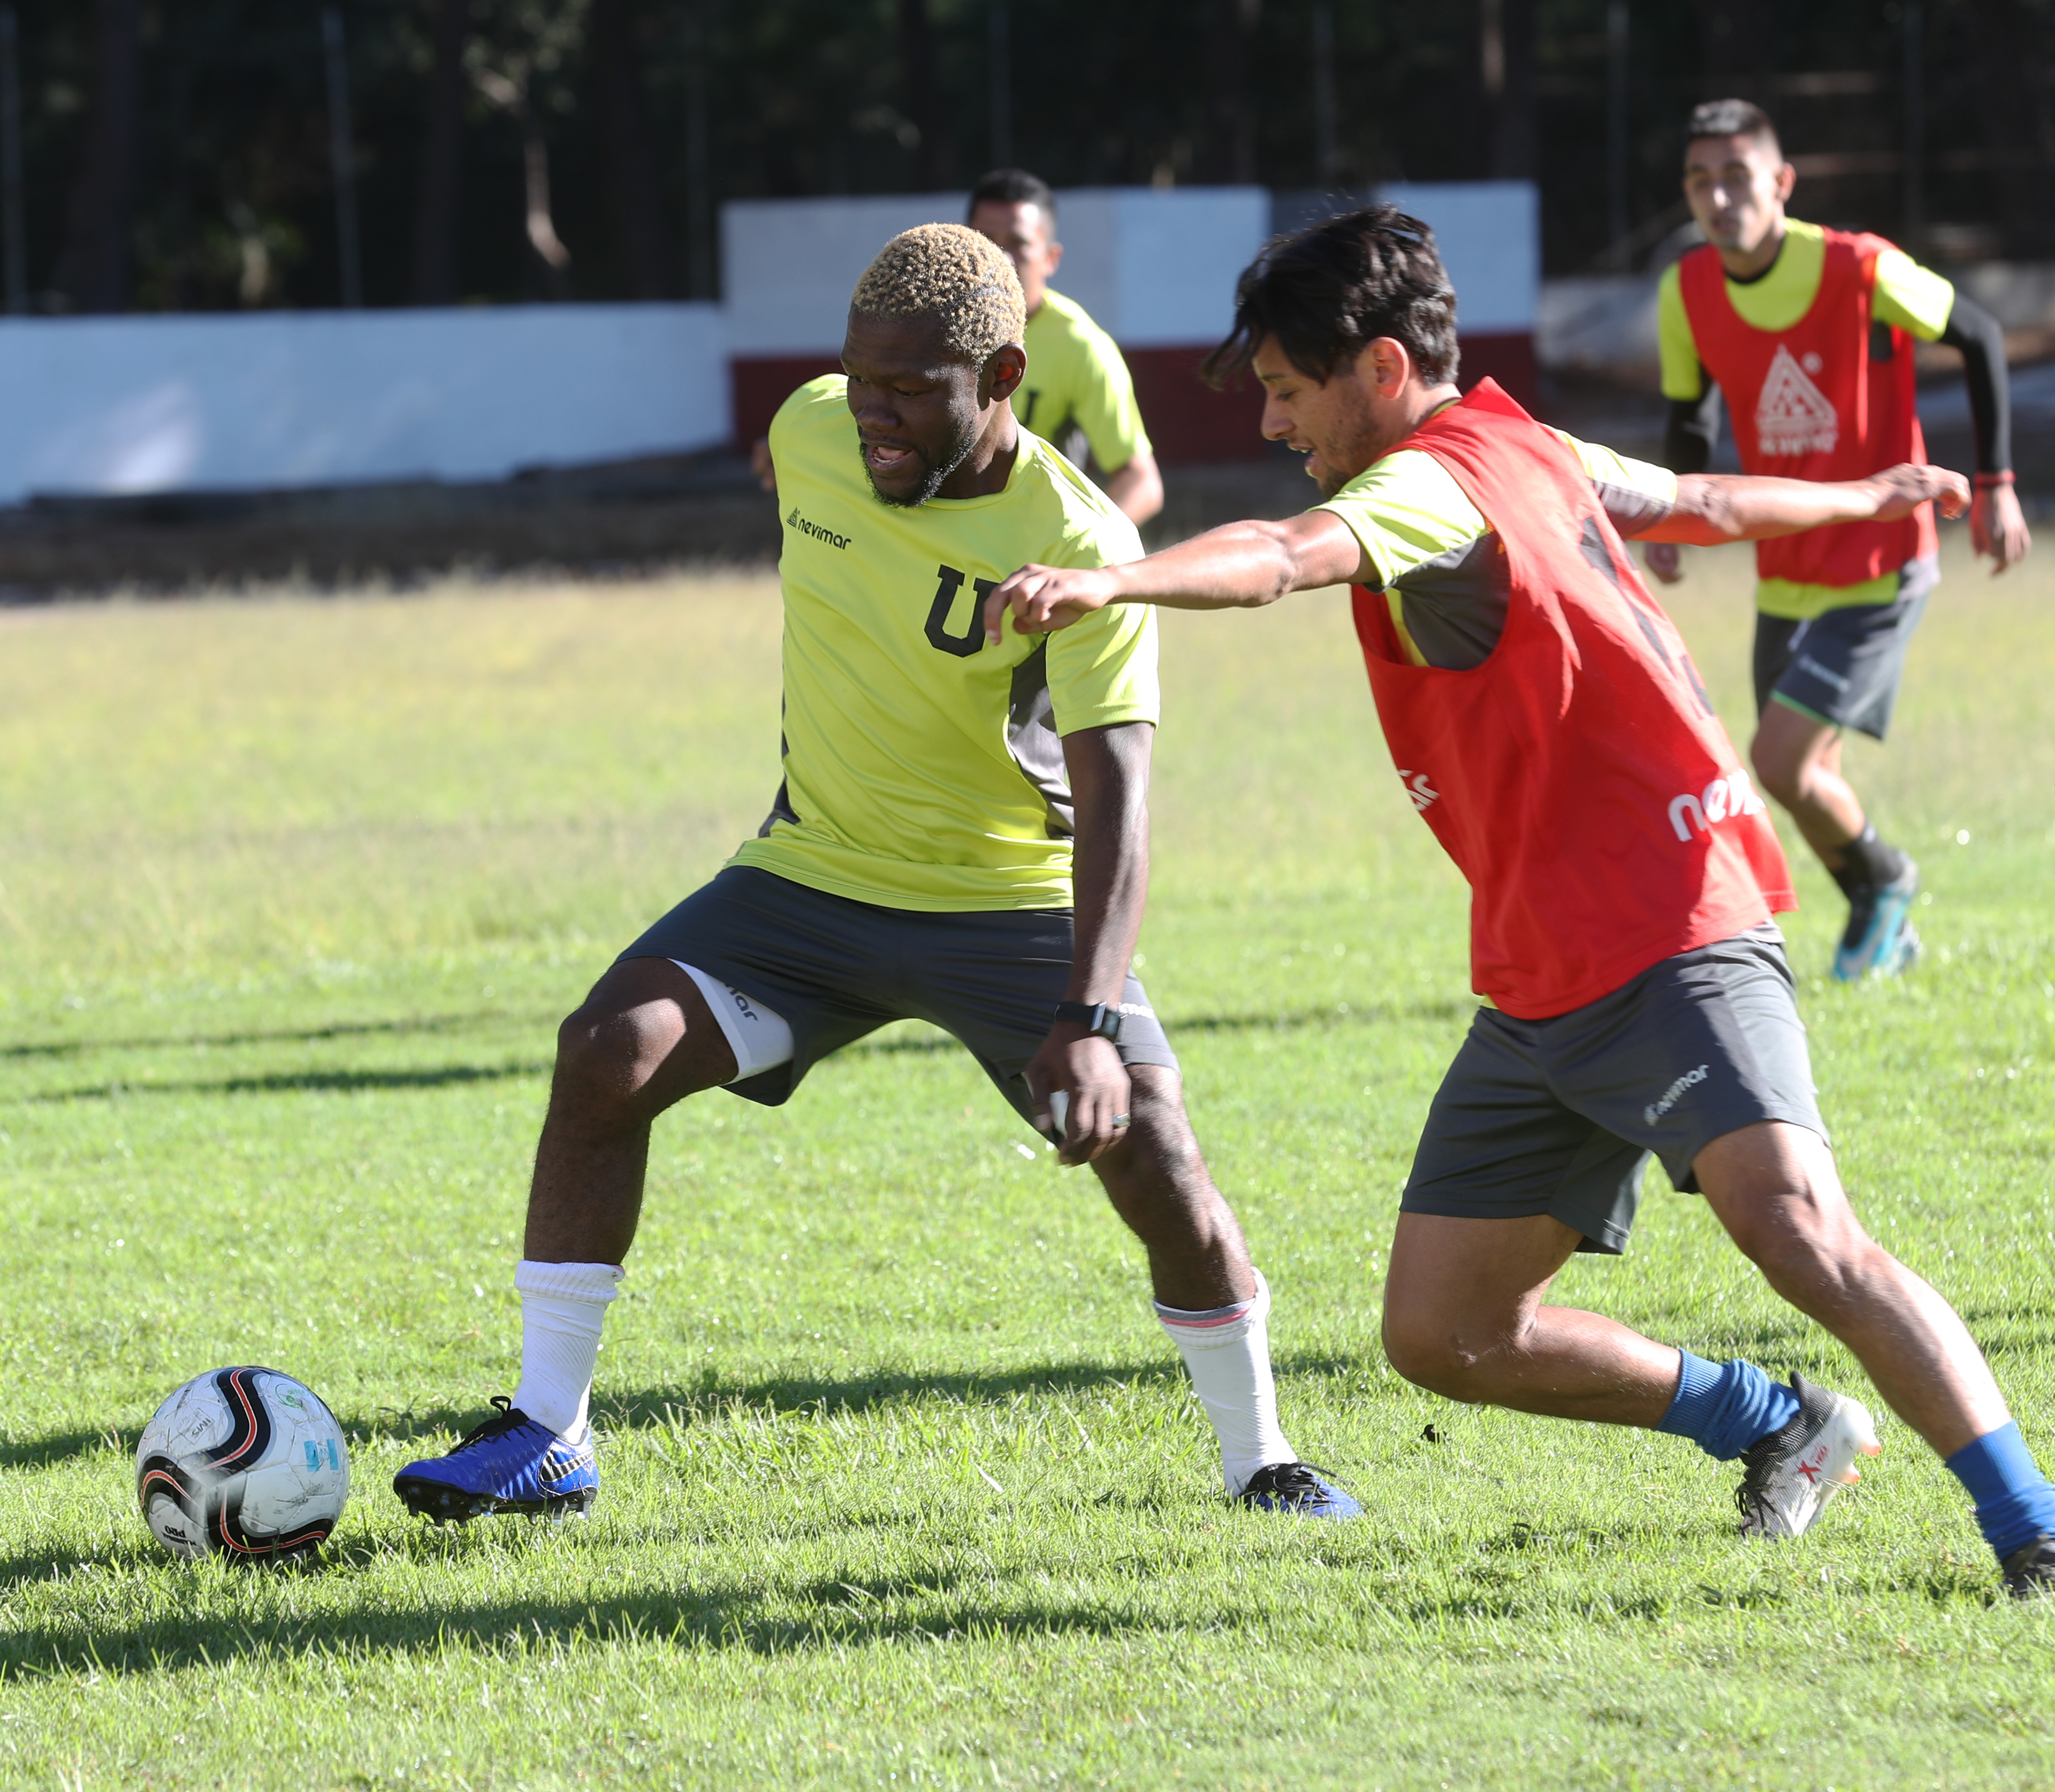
[{"xmin": 1, "ymin": 537, "xmax": 2051, "ymax": 1788}]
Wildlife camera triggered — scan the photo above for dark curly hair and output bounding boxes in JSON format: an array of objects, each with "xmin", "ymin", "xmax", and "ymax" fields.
[{"xmin": 1202, "ymin": 205, "xmax": 1459, "ymax": 389}]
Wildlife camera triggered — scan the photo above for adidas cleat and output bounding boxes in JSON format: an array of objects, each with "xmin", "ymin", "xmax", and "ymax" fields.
[
  {"xmin": 2001, "ymin": 1533, "xmax": 2055, "ymax": 1600},
  {"xmin": 1237, "ymin": 1461, "xmax": 1363, "ymax": 1519},
  {"xmin": 1734, "ymin": 1372, "xmax": 1880, "ymax": 1539},
  {"xmin": 392, "ymin": 1397, "xmax": 598, "ymax": 1524},
  {"xmin": 1833, "ymin": 860, "xmax": 1921, "ymax": 982}
]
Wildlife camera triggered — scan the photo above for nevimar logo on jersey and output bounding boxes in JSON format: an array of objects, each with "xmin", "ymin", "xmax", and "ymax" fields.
[
  {"xmin": 1668, "ymin": 768, "xmax": 1769, "ymax": 842},
  {"xmin": 786, "ymin": 508, "xmax": 853, "ymax": 549}
]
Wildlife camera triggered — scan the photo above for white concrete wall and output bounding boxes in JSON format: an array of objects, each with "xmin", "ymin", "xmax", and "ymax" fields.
[
  {"xmin": 1379, "ymin": 182, "xmax": 1540, "ymax": 334},
  {"xmin": 0, "ymin": 302, "xmax": 727, "ymax": 502},
  {"xmin": 721, "ymin": 187, "xmax": 1270, "ymax": 356}
]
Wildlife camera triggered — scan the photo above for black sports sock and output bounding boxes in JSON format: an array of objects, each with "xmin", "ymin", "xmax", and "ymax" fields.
[{"xmin": 1829, "ymin": 823, "xmax": 1907, "ymax": 898}]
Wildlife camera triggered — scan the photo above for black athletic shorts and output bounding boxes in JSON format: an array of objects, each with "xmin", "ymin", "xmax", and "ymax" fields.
[
  {"xmin": 1752, "ymin": 554, "xmax": 1936, "ymax": 741},
  {"xmin": 1399, "ymin": 927, "xmax": 1825, "ymax": 1255},
  {"xmin": 616, "ymin": 865, "xmax": 1178, "ymax": 1118}
]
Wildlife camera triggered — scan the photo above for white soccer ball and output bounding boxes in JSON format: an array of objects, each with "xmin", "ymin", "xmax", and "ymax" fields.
[{"xmin": 134, "ymin": 1366, "xmax": 351, "ymax": 1562}]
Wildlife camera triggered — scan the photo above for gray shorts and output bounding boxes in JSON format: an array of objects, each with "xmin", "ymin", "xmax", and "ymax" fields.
[
  {"xmin": 1401, "ymin": 927, "xmax": 1825, "ymax": 1255},
  {"xmin": 1752, "ymin": 555, "xmax": 1935, "ymax": 741},
  {"xmin": 616, "ymin": 865, "xmax": 1177, "ymax": 1118}
]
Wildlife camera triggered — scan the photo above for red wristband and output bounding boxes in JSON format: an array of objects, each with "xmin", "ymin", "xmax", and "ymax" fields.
[{"xmin": 1974, "ymin": 470, "xmax": 2016, "ymax": 488}]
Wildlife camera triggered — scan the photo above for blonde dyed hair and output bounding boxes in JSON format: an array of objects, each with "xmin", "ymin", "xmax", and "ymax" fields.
[{"xmin": 850, "ymin": 223, "xmax": 1026, "ymax": 365}]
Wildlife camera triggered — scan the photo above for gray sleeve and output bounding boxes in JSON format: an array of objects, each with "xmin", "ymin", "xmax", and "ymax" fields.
[{"xmin": 1591, "ymin": 478, "xmax": 1676, "ymax": 541}]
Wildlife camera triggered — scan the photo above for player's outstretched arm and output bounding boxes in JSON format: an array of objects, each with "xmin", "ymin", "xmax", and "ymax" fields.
[
  {"xmin": 984, "ymin": 511, "xmax": 1367, "ymax": 642},
  {"xmin": 1635, "ymin": 462, "xmax": 1971, "ymax": 546}
]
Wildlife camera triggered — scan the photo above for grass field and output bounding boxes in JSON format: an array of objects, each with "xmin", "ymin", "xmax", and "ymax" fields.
[{"xmin": 2, "ymin": 532, "xmax": 2051, "ymax": 1789}]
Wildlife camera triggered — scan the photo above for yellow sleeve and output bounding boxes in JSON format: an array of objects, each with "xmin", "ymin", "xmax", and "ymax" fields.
[
  {"xmin": 1046, "ymin": 602, "xmax": 1159, "ymax": 734},
  {"xmin": 767, "ymin": 374, "xmax": 847, "ymax": 458},
  {"xmin": 1872, "ymin": 249, "xmax": 1955, "ymax": 342},
  {"xmin": 1656, "ymin": 263, "xmax": 1707, "ymax": 402},
  {"xmin": 1069, "ymin": 325, "xmax": 1152, "ymax": 472},
  {"xmin": 1036, "ymin": 484, "xmax": 1156, "ymax": 733},
  {"xmin": 1314, "ymin": 449, "xmax": 1490, "ymax": 590},
  {"xmin": 1559, "ymin": 434, "xmax": 1680, "ymax": 506}
]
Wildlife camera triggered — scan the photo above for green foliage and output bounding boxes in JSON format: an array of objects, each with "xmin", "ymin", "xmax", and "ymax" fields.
[
  {"xmin": 12, "ymin": 0, "xmax": 2051, "ymax": 309},
  {"xmin": 2, "ymin": 540, "xmax": 2052, "ymax": 1786}
]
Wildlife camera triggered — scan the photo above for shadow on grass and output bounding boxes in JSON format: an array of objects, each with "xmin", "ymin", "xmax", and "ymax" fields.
[
  {"xmin": 0, "ymin": 1570, "xmax": 1202, "ymax": 1678},
  {"xmin": 1, "ymin": 1011, "xmax": 531, "ymax": 1062},
  {"xmin": 31, "ymin": 1061, "xmax": 552, "ymax": 1102},
  {"xmin": 0, "ymin": 1349, "xmax": 1366, "ymax": 1483},
  {"xmin": 0, "ymin": 1429, "xmax": 118, "ymax": 1472},
  {"xmin": 14, "ymin": 1000, "xmax": 1470, "ymax": 1098},
  {"xmin": 342, "ymin": 1351, "xmax": 1363, "ymax": 1449},
  {"xmin": 847, "ymin": 1000, "xmax": 1471, "ymax": 1058}
]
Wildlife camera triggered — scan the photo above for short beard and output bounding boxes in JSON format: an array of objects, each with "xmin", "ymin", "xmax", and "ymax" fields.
[
  {"xmin": 1311, "ymin": 405, "xmax": 1394, "ymax": 499},
  {"xmin": 859, "ymin": 418, "xmax": 980, "ymax": 509}
]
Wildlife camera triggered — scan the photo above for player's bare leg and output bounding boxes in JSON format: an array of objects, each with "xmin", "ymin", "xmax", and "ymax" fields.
[
  {"xmin": 1087, "ymin": 1064, "xmax": 1251, "ymax": 1311},
  {"xmin": 1082, "ymin": 1064, "xmax": 1352, "ymax": 1513},
  {"xmin": 1382, "ymin": 1119, "xmax": 2053, "ymax": 1572},
  {"xmin": 1695, "ymin": 1121, "xmax": 2008, "ymax": 1456},
  {"xmin": 1380, "ymin": 1212, "xmax": 1679, "ymax": 1425},
  {"xmin": 1380, "ymin": 1129, "xmax": 2011, "ymax": 1448},
  {"xmin": 524, "ymin": 959, "xmax": 737, "ymax": 1265},
  {"xmin": 1749, "ymin": 703, "xmax": 1862, "ymax": 870},
  {"xmin": 1752, "ymin": 702, "xmax": 1921, "ymax": 980},
  {"xmin": 392, "ymin": 960, "xmax": 737, "ymax": 1522}
]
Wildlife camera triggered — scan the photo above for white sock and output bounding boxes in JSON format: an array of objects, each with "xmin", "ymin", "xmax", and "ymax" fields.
[
  {"xmin": 1155, "ymin": 1268, "xmax": 1296, "ymax": 1494},
  {"xmin": 511, "ymin": 1259, "xmax": 623, "ymax": 1443}
]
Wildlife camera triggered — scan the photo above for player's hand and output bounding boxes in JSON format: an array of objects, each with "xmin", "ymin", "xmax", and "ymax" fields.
[
  {"xmin": 983, "ymin": 564, "xmax": 1122, "ymax": 646},
  {"xmin": 749, "ymin": 436, "xmax": 775, "ymax": 494},
  {"xmin": 1026, "ymin": 1029, "xmax": 1131, "ymax": 1167},
  {"xmin": 1970, "ymin": 482, "xmax": 2031, "ymax": 575},
  {"xmin": 1867, "ymin": 463, "xmax": 1970, "ymax": 521},
  {"xmin": 1642, "ymin": 541, "xmax": 1685, "ymax": 585}
]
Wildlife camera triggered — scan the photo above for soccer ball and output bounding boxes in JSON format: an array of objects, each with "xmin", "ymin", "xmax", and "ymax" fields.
[{"xmin": 134, "ymin": 1366, "xmax": 351, "ymax": 1562}]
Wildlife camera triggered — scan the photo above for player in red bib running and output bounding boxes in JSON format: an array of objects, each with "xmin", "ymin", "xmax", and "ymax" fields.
[
  {"xmin": 981, "ymin": 208, "xmax": 2055, "ymax": 1600},
  {"xmin": 1647, "ymin": 100, "xmax": 2031, "ymax": 982}
]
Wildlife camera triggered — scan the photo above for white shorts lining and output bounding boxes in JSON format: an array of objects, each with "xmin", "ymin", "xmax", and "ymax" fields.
[{"xmin": 672, "ymin": 962, "xmax": 795, "ymax": 1083}]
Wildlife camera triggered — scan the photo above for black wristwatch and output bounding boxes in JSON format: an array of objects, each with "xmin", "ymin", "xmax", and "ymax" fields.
[{"xmin": 1052, "ymin": 1000, "xmax": 1122, "ymax": 1042}]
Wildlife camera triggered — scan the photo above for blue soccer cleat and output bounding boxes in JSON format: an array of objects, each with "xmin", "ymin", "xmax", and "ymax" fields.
[
  {"xmin": 1236, "ymin": 1461, "xmax": 1363, "ymax": 1518},
  {"xmin": 392, "ymin": 1397, "xmax": 598, "ymax": 1524},
  {"xmin": 1832, "ymin": 859, "xmax": 1921, "ymax": 982}
]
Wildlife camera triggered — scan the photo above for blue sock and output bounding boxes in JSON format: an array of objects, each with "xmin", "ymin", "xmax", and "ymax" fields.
[
  {"xmin": 1654, "ymin": 1351, "xmax": 1801, "ymax": 1461},
  {"xmin": 1944, "ymin": 1422, "xmax": 2055, "ymax": 1563}
]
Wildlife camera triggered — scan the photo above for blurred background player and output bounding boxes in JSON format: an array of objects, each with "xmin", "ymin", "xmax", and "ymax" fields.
[
  {"xmin": 968, "ymin": 168, "xmax": 1164, "ymax": 527},
  {"xmin": 1646, "ymin": 98, "xmax": 2031, "ymax": 982},
  {"xmin": 395, "ymin": 225, "xmax": 1356, "ymax": 1527}
]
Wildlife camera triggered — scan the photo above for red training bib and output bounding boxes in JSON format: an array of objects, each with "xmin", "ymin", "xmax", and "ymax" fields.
[
  {"xmin": 1351, "ymin": 382, "xmax": 1794, "ymax": 1019},
  {"xmin": 1678, "ymin": 230, "xmax": 1934, "ymax": 588}
]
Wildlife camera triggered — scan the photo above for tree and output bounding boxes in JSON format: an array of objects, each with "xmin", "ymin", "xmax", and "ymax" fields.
[
  {"xmin": 413, "ymin": 0, "xmax": 469, "ymax": 304},
  {"xmin": 591, "ymin": 0, "xmax": 667, "ymax": 297},
  {"xmin": 50, "ymin": 0, "xmax": 141, "ymax": 312}
]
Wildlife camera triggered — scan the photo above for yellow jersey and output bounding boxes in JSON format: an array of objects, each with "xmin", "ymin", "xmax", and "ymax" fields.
[
  {"xmin": 1015, "ymin": 288, "xmax": 1153, "ymax": 474},
  {"xmin": 730, "ymin": 376, "xmax": 1156, "ymax": 911}
]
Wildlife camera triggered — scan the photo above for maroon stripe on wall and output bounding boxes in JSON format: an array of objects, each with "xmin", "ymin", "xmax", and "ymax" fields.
[
  {"xmin": 732, "ymin": 355, "xmax": 845, "ymax": 449},
  {"xmin": 728, "ymin": 333, "xmax": 1536, "ymax": 466}
]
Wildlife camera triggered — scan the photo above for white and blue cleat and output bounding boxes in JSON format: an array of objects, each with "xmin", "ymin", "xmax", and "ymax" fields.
[
  {"xmin": 1833, "ymin": 859, "xmax": 1921, "ymax": 983},
  {"xmin": 1237, "ymin": 1461, "xmax": 1363, "ymax": 1518},
  {"xmin": 393, "ymin": 1396, "xmax": 598, "ymax": 1524}
]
